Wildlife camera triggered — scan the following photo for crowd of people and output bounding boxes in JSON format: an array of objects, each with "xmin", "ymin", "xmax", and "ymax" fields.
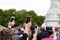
[{"xmin": 0, "ymin": 17, "xmax": 60, "ymax": 40}]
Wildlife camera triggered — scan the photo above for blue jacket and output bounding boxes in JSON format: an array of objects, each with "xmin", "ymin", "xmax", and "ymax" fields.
[{"xmin": 56, "ymin": 36, "xmax": 60, "ymax": 40}]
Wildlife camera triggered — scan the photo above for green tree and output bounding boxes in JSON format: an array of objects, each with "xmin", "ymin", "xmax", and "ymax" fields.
[{"xmin": 0, "ymin": 9, "xmax": 45, "ymax": 27}]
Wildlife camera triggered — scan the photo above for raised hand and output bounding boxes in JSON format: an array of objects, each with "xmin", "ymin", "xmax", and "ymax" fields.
[
  {"xmin": 8, "ymin": 21, "xmax": 15, "ymax": 28},
  {"xmin": 24, "ymin": 22, "xmax": 32, "ymax": 35}
]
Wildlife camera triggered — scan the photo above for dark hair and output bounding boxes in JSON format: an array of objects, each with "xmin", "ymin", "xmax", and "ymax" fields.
[
  {"xmin": 37, "ymin": 30, "xmax": 53, "ymax": 40},
  {"xmin": 46, "ymin": 31, "xmax": 53, "ymax": 35}
]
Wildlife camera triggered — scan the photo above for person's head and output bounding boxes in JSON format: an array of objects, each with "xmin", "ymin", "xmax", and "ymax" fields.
[{"xmin": 39, "ymin": 30, "xmax": 53, "ymax": 38}]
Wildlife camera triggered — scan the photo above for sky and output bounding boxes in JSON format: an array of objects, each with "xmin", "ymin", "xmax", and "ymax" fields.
[{"xmin": 0, "ymin": 0, "xmax": 50, "ymax": 16}]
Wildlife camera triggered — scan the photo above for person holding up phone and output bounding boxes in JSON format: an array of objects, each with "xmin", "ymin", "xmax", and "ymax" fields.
[
  {"xmin": 8, "ymin": 16, "xmax": 15, "ymax": 28},
  {"xmin": 16, "ymin": 16, "xmax": 31, "ymax": 40},
  {"xmin": 53, "ymin": 27, "xmax": 60, "ymax": 40},
  {"xmin": 39, "ymin": 27, "xmax": 53, "ymax": 40},
  {"xmin": 32, "ymin": 26, "xmax": 38, "ymax": 40},
  {"xmin": 13, "ymin": 16, "xmax": 32, "ymax": 40}
]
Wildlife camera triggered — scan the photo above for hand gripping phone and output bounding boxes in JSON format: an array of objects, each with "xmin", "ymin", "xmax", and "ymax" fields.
[
  {"xmin": 10, "ymin": 16, "xmax": 15, "ymax": 22},
  {"xmin": 26, "ymin": 17, "xmax": 30, "ymax": 24}
]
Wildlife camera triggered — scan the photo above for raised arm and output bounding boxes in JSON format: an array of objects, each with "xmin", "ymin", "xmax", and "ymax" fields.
[
  {"xmin": 52, "ymin": 27, "xmax": 57, "ymax": 40},
  {"xmin": 24, "ymin": 22, "xmax": 32, "ymax": 35},
  {"xmin": 8, "ymin": 21, "xmax": 15, "ymax": 28},
  {"xmin": 32, "ymin": 26, "xmax": 38, "ymax": 40}
]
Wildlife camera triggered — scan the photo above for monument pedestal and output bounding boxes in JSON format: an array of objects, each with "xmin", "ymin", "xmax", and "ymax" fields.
[{"xmin": 42, "ymin": 0, "xmax": 60, "ymax": 27}]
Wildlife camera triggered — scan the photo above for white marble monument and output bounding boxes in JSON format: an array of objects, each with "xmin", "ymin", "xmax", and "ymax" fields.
[{"xmin": 42, "ymin": 0, "xmax": 60, "ymax": 27}]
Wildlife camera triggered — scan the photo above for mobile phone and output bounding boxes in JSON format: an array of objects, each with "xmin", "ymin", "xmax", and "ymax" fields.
[
  {"xmin": 46, "ymin": 27, "xmax": 52, "ymax": 30},
  {"xmin": 26, "ymin": 17, "xmax": 30, "ymax": 24},
  {"xmin": 10, "ymin": 17, "xmax": 15, "ymax": 22}
]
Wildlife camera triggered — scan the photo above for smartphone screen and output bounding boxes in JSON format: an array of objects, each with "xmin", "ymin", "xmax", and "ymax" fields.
[
  {"xmin": 26, "ymin": 17, "xmax": 30, "ymax": 24},
  {"xmin": 10, "ymin": 17, "xmax": 15, "ymax": 22},
  {"xmin": 46, "ymin": 27, "xmax": 52, "ymax": 30}
]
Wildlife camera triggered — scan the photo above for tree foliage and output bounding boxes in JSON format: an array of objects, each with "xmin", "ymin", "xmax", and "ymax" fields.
[{"xmin": 0, "ymin": 9, "xmax": 45, "ymax": 27}]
